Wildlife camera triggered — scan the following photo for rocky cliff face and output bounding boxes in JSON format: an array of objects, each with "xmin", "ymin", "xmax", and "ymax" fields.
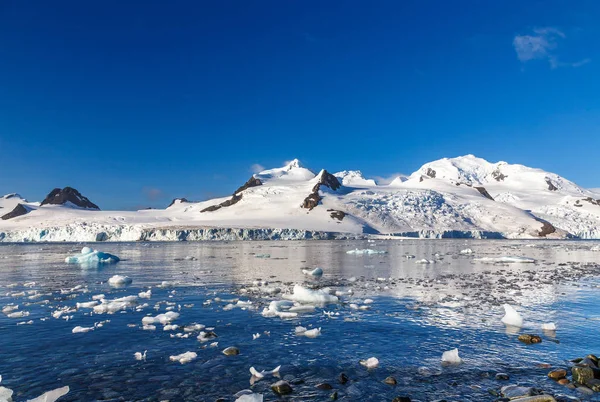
[{"xmin": 1, "ymin": 204, "xmax": 31, "ymax": 220}]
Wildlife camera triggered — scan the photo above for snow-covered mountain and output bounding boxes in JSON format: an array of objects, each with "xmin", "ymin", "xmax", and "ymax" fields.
[{"xmin": 1, "ymin": 155, "xmax": 599, "ymax": 242}]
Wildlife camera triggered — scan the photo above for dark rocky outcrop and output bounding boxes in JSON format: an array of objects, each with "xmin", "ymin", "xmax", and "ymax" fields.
[
  {"xmin": 583, "ymin": 197, "xmax": 600, "ymax": 206},
  {"xmin": 167, "ymin": 198, "xmax": 189, "ymax": 208},
  {"xmin": 1, "ymin": 204, "xmax": 30, "ymax": 220},
  {"xmin": 474, "ymin": 186, "xmax": 494, "ymax": 201},
  {"xmin": 301, "ymin": 170, "xmax": 341, "ymax": 211},
  {"xmin": 425, "ymin": 168, "xmax": 436, "ymax": 178},
  {"xmin": 538, "ymin": 221, "xmax": 556, "ymax": 237},
  {"xmin": 201, "ymin": 194, "xmax": 242, "ymax": 213},
  {"xmin": 546, "ymin": 179, "xmax": 558, "ymax": 191},
  {"xmin": 234, "ymin": 176, "xmax": 262, "ymax": 195},
  {"xmin": 327, "ymin": 209, "xmax": 346, "ymax": 221},
  {"xmin": 41, "ymin": 187, "xmax": 99, "ymax": 209},
  {"xmin": 491, "ymin": 169, "xmax": 507, "ymax": 181}
]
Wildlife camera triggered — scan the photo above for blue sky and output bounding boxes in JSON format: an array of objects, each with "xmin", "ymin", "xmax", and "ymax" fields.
[{"xmin": 1, "ymin": 0, "xmax": 598, "ymax": 209}]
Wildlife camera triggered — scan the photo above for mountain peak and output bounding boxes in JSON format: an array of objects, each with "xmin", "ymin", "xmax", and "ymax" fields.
[
  {"xmin": 41, "ymin": 187, "xmax": 100, "ymax": 210},
  {"xmin": 284, "ymin": 158, "xmax": 302, "ymax": 170}
]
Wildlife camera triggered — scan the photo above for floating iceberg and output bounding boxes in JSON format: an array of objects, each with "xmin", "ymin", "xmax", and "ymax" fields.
[
  {"xmin": 27, "ymin": 386, "xmax": 70, "ymax": 402},
  {"xmin": 72, "ymin": 326, "xmax": 95, "ymax": 334},
  {"xmin": 283, "ymin": 284, "xmax": 338, "ymax": 305},
  {"xmin": 501, "ymin": 304, "xmax": 523, "ymax": 327},
  {"xmin": 134, "ymin": 350, "xmax": 147, "ymax": 361},
  {"xmin": 346, "ymin": 249, "xmax": 387, "ymax": 255},
  {"xmin": 93, "ymin": 295, "xmax": 137, "ymax": 314},
  {"xmin": 235, "ymin": 392, "xmax": 264, "ymax": 402},
  {"xmin": 65, "ymin": 247, "xmax": 120, "ymax": 265},
  {"xmin": 249, "ymin": 365, "xmax": 280, "ymax": 380},
  {"xmin": 441, "ymin": 348, "xmax": 462, "ymax": 365}
]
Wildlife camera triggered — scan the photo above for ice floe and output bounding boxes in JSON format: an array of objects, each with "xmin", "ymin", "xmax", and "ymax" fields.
[
  {"xmin": 141, "ymin": 311, "xmax": 179, "ymax": 325},
  {"xmin": 346, "ymin": 249, "xmax": 387, "ymax": 255},
  {"xmin": 134, "ymin": 350, "xmax": 147, "ymax": 361},
  {"xmin": 282, "ymin": 284, "xmax": 338, "ymax": 304},
  {"xmin": 501, "ymin": 304, "xmax": 524, "ymax": 327},
  {"xmin": 107, "ymin": 275, "xmax": 132, "ymax": 287},
  {"xmin": 65, "ymin": 247, "xmax": 120, "ymax": 264},
  {"xmin": 169, "ymin": 351, "xmax": 197, "ymax": 364},
  {"xmin": 302, "ymin": 267, "xmax": 323, "ymax": 277},
  {"xmin": 541, "ymin": 322, "xmax": 557, "ymax": 331},
  {"xmin": 474, "ymin": 256, "xmax": 536, "ymax": 264},
  {"xmin": 93, "ymin": 295, "xmax": 137, "ymax": 314},
  {"xmin": 72, "ymin": 326, "xmax": 95, "ymax": 334}
]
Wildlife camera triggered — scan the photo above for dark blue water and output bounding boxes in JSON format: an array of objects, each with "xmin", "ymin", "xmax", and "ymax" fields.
[{"xmin": 1, "ymin": 240, "xmax": 600, "ymax": 401}]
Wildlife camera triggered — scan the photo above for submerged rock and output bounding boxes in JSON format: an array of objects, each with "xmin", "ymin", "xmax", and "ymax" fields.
[
  {"xmin": 548, "ymin": 369, "xmax": 567, "ymax": 380},
  {"xmin": 383, "ymin": 376, "xmax": 397, "ymax": 385},
  {"xmin": 338, "ymin": 373, "xmax": 348, "ymax": 384},
  {"xmin": 271, "ymin": 380, "xmax": 293, "ymax": 395},
  {"xmin": 518, "ymin": 334, "xmax": 542, "ymax": 344},
  {"xmin": 222, "ymin": 346, "xmax": 240, "ymax": 356},
  {"xmin": 315, "ymin": 383, "xmax": 333, "ymax": 390}
]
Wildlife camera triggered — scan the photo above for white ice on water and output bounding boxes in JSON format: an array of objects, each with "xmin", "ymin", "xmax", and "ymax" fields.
[
  {"xmin": 235, "ymin": 393, "xmax": 263, "ymax": 402},
  {"xmin": 65, "ymin": 247, "xmax": 120, "ymax": 264},
  {"xmin": 474, "ymin": 256, "xmax": 536, "ymax": 264},
  {"xmin": 346, "ymin": 249, "xmax": 387, "ymax": 255},
  {"xmin": 501, "ymin": 304, "xmax": 524, "ymax": 327},
  {"xmin": 72, "ymin": 326, "xmax": 95, "ymax": 334},
  {"xmin": 134, "ymin": 350, "xmax": 147, "ymax": 361},
  {"xmin": 283, "ymin": 285, "xmax": 338, "ymax": 304},
  {"xmin": 541, "ymin": 322, "xmax": 557, "ymax": 331},
  {"xmin": 249, "ymin": 365, "xmax": 281, "ymax": 379},
  {"xmin": 441, "ymin": 348, "xmax": 462, "ymax": 365},
  {"xmin": 93, "ymin": 295, "xmax": 137, "ymax": 314},
  {"xmin": 302, "ymin": 267, "xmax": 323, "ymax": 277},
  {"xmin": 169, "ymin": 351, "xmax": 197, "ymax": 364},
  {"xmin": 359, "ymin": 357, "xmax": 379, "ymax": 369},
  {"xmin": 107, "ymin": 275, "xmax": 132, "ymax": 287},
  {"xmin": 141, "ymin": 311, "xmax": 179, "ymax": 325}
]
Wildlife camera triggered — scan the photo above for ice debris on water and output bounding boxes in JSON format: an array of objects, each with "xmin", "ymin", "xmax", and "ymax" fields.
[
  {"xmin": 107, "ymin": 275, "xmax": 132, "ymax": 287},
  {"xmin": 359, "ymin": 357, "xmax": 379, "ymax": 369},
  {"xmin": 72, "ymin": 326, "xmax": 95, "ymax": 334},
  {"xmin": 169, "ymin": 351, "xmax": 197, "ymax": 364},
  {"xmin": 134, "ymin": 350, "xmax": 147, "ymax": 361},
  {"xmin": 294, "ymin": 326, "xmax": 321, "ymax": 338},
  {"xmin": 252, "ymin": 333, "xmax": 261, "ymax": 340},
  {"xmin": 250, "ymin": 365, "xmax": 281, "ymax": 380},
  {"xmin": 459, "ymin": 248, "xmax": 473, "ymax": 255},
  {"xmin": 541, "ymin": 322, "xmax": 557, "ymax": 331},
  {"xmin": 282, "ymin": 284, "xmax": 338, "ymax": 304},
  {"xmin": 138, "ymin": 290, "xmax": 151, "ymax": 299},
  {"xmin": 141, "ymin": 311, "xmax": 179, "ymax": 325},
  {"xmin": 27, "ymin": 386, "xmax": 70, "ymax": 402},
  {"xmin": 501, "ymin": 304, "xmax": 524, "ymax": 327},
  {"xmin": 346, "ymin": 249, "xmax": 387, "ymax": 255},
  {"xmin": 474, "ymin": 256, "xmax": 536, "ymax": 264},
  {"xmin": 93, "ymin": 295, "xmax": 137, "ymax": 314},
  {"xmin": 441, "ymin": 348, "xmax": 462, "ymax": 365},
  {"xmin": 65, "ymin": 247, "xmax": 120, "ymax": 264}
]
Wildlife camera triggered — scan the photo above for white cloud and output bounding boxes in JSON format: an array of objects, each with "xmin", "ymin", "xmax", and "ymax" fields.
[
  {"xmin": 250, "ymin": 164, "xmax": 265, "ymax": 174},
  {"xmin": 513, "ymin": 27, "xmax": 588, "ymax": 68}
]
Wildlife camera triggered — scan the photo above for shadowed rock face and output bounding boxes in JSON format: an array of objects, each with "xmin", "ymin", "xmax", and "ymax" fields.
[
  {"xmin": 546, "ymin": 179, "xmax": 558, "ymax": 191},
  {"xmin": 167, "ymin": 198, "xmax": 189, "ymax": 208},
  {"xmin": 538, "ymin": 221, "xmax": 556, "ymax": 237},
  {"xmin": 302, "ymin": 170, "xmax": 341, "ymax": 211},
  {"xmin": 491, "ymin": 169, "xmax": 507, "ymax": 181},
  {"xmin": 426, "ymin": 168, "xmax": 436, "ymax": 178},
  {"xmin": 41, "ymin": 187, "xmax": 99, "ymax": 209},
  {"xmin": 1, "ymin": 204, "xmax": 30, "ymax": 220},
  {"xmin": 328, "ymin": 209, "xmax": 346, "ymax": 221},
  {"xmin": 234, "ymin": 176, "xmax": 262, "ymax": 195},
  {"xmin": 201, "ymin": 194, "xmax": 242, "ymax": 213},
  {"xmin": 474, "ymin": 186, "xmax": 495, "ymax": 201}
]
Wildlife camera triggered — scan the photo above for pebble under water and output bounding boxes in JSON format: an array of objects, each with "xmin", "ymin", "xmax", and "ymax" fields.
[{"xmin": 1, "ymin": 240, "xmax": 600, "ymax": 401}]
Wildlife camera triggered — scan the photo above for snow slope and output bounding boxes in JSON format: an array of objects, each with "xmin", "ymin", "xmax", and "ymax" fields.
[{"xmin": 0, "ymin": 155, "xmax": 598, "ymax": 241}]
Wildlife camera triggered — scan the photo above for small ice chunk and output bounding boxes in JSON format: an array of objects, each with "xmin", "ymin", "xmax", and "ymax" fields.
[
  {"xmin": 415, "ymin": 259, "xmax": 434, "ymax": 264},
  {"xmin": 501, "ymin": 304, "xmax": 523, "ymax": 327},
  {"xmin": 72, "ymin": 326, "xmax": 95, "ymax": 334},
  {"xmin": 138, "ymin": 290, "xmax": 152, "ymax": 299},
  {"xmin": 363, "ymin": 299, "xmax": 374, "ymax": 304},
  {"xmin": 359, "ymin": 357, "xmax": 379, "ymax": 369},
  {"xmin": 441, "ymin": 348, "xmax": 462, "ymax": 365},
  {"xmin": 76, "ymin": 301, "xmax": 99, "ymax": 309},
  {"xmin": 169, "ymin": 351, "xmax": 197, "ymax": 364},
  {"xmin": 474, "ymin": 256, "xmax": 536, "ymax": 264},
  {"xmin": 294, "ymin": 326, "xmax": 307, "ymax": 335},
  {"xmin": 7, "ymin": 311, "xmax": 29, "ymax": 318},
  {"xmin": 541, "ymin": 322, "xmax": 557, "ymax": 331},
  {"xmin": 253, "ymin": 333, "xmax": 261, "ymax": 340},
  {"xmin": 93, "ymin": 295, "xmax": 137, "ymax": 314},
  {"xmin": 249, "ymin": 365, "xmax": 281, "ymax": 380},
  {"xmin": 134, "ymin": 350, "xmax": 147, "ymax": 361},
  {"xmin": 283, "ymin": 285, "xmax": 338, "ymax": 304},
  {"xmin": 302, "ymin": 267, "xmax": 323, "ymax": 277},
  {"xmin": 27, "ymin": 386, "xmax": 70, "ymax": 402},
  {"xmin": 459, "ymin": 248, "xmax": 473, "ymax": 255},
  {"xmin": 108, "ymin": 275, "xmax": 132, "ymax": 287},
  {"xmin": 2, "ymin": 305, "xmax": 19, "ymax": 314},
  {"xmin": 91, "ymin": 294, "xmax": 105, "ymax": 301},
  {"xmin": 142, "ymin": 311, "xmax": 179, "ymax": 325},
  {"xmin": 236, "ymin": 393, "xmax": 264, "ymax": 402},
  {"xmin": 303, "ymin": 328, "xmax": 321, "ymax": 338}
]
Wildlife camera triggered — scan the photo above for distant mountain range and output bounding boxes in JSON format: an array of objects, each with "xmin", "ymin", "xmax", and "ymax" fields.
[{"xmin": 2, "ymin": 155, "xmax": 600, "ymax": 242}]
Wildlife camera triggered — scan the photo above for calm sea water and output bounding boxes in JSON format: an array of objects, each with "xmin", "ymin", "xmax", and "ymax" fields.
[{"xmin": 1, "ymin": 240, "xmax": 600, "ymax": 401}]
